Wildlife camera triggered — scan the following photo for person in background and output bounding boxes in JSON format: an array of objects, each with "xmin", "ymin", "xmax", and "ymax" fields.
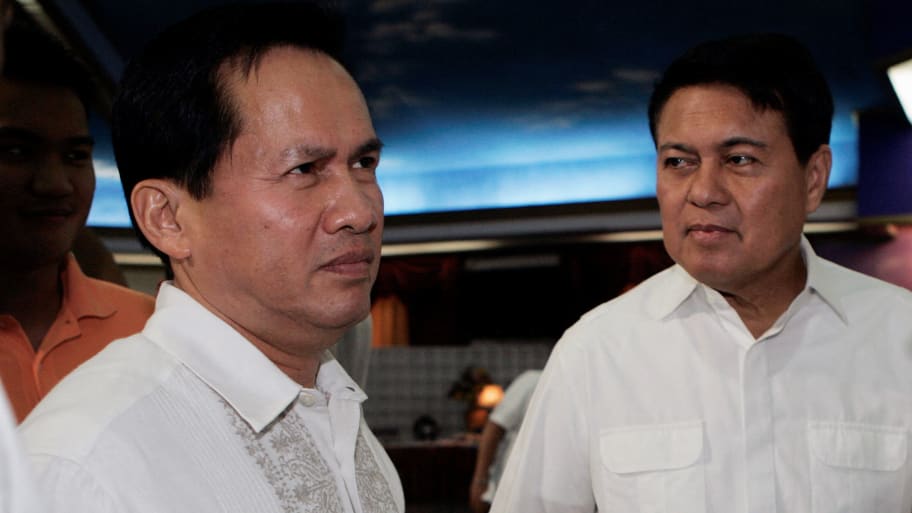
[
  {"xmin": 20, "ymin": 3, "xmax": 403, "ymax": 512},
  {"xmin": 0, "ymin": 1, "xmax": 41, "ymax": 510},
  {"xmin": 0, "ymin": 20, "xmax": 154, "ymax": 422},
  {"xmin": 469, "ymin": 369, "xmax": 541, "ymax": 513},
  {"xmin": 492, "ymin": 34, "xmax": 912, "ymax": 512}
]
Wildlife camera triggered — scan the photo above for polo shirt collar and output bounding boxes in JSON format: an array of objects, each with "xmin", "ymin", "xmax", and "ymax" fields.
[
  {"xmin": 142, "ymin": 283, "xmax": 303, "ymax": 433},
  {"xmin": 62, "ymin": 254, "xmax": 117, "ymax": 320}
]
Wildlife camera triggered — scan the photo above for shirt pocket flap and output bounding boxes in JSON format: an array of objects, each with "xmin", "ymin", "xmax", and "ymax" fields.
[
  {"xmin": 600, "ymin": 420, "xmax": 704, "ymax": 474},
  {"xmin": 809, "ymin": 422, "xmax": 908, "ymax": 471}
]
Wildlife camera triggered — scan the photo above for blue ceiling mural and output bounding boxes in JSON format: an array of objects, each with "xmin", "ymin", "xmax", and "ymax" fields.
[{"xmin": 74, "ymin": 0, "xmax": 904, "ymax": 227}]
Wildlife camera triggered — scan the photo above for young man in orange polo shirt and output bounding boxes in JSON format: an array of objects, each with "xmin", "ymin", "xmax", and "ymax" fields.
[{"xmin": 0, "ymin": 22, "xmax": 154, "ymax": 422}]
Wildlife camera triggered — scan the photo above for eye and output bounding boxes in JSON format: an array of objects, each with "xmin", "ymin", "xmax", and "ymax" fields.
[
  {"xmin": 663, "ymin": 156, "xmax": 691, "ymax": 169},
  {"xmin": 65, "ymin": 148, "xmax": 93, "ymax": 165},
  {"xmin": 727, "ymin": 154, "xmax": 756, "ymax": 166},
  {"xmin": 288, "ymin": 162, "xmax": 316, "ymax": 175},
  {"xmin": 353, "ymin": 155, "xmax": 378, "ymax": 170},
  {"xmin": 0, "ymin": 144, "xmax": 29, "ymax": 161}
]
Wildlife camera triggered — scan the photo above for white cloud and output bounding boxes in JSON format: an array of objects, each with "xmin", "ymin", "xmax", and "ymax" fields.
[
  {"xmin": 368, "ymin": 85, "xmax": 434, "ymax": 118},
  {"xmin": 612, "ymin": 68, "xmax": 660, "ymax": 84},
  {"xmin": 93, "ymin": 157, "xmax": 121, "ymax": 180}
]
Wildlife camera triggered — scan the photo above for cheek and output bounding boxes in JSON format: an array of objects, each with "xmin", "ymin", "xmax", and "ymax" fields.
[{"xmin": 74, "ymin": 168, "xmax": 96, "ymax": 204}]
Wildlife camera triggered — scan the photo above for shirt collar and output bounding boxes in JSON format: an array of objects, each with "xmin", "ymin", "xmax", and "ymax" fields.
[
  {"xmin": 316, "ymin": 353, "xmax": 368, "ymax": 403},
  {"xmin": 62, "ymin": 254, "xmax": 117, "ymax": 320},
  {"xmin": 644, "ymin": 264, "xmax": 700, "ymax": 320},
  {"xmin": 800, "ymin": 235, "xmax": 850, "ymax": 323},
  {"xmin": 645, "ymin": 236, "xmax": 847, "ymax": 323},
  {"xmin": 142, "ymin": 283, "xmax": 303, "ymax": 433}
]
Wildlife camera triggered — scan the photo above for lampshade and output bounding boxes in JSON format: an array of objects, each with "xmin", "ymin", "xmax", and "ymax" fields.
[{"xmin": 476, "ymin": 384, "xmax": 504, "ymax": 408}]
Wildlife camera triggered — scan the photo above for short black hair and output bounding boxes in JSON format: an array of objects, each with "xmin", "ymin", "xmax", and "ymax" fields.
[
  {"xmin": 2, "ymin": 19, "xmax": 97, "ymax": 113},
  {"xmin": 648, "ymin": 33, "xmax": 834, "ymax": 164},
  {"xmin": 112, "ymin": 1, "xmax": 346, "ymax": 270}
]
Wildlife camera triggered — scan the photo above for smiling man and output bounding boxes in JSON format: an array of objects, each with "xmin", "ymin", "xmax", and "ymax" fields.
[
  {"xmin": 491, "ymin": 34, "xmax": 912, "ymax": 513},
  {"xmin": 19, "ymin": 4, "xmax": 402, "ymax": 513},
  {"xmin": 0, "ymin": 22, "xmax": 153, "ymax": 422}
]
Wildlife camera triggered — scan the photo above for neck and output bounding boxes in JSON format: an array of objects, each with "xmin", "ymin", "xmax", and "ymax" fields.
[
  {"xmin": 718, "ymin": 255, "xmax": 807, "ymax": 339},
  {"xmin": 0, "ymin": 260, "xmax": 65, "ymax": 349},
  {"xmin": 172, "ymin": 271, "xmax": 334, "ymax": 388}
]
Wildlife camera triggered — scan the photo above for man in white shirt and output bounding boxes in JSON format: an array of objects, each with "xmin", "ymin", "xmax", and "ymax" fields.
[
  {"xmin": 491, "ymin": 34, "xmax": 912, "ymax": 513},
  {"xmin": 469, "ymin": 370, "xmax": 541, "ymax": 513},
  {"xmin": 19, "ymin": 3, "xmax": 403, "ymax": 512}
]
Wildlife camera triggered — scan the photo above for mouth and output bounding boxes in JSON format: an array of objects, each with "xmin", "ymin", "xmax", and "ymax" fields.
[
  {"xmin": 21, "ymin": 206, "xmax": 75, "ymax": 222},
  {"xmin": 321, "ymin": 248, "xmax": 376, "ymax": 276},
  {"xmin": 686, "ymin": 223, "xmax": 737, "ymax": 242}
]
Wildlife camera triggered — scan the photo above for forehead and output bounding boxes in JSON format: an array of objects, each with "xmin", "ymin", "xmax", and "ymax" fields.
[
  {"xmin": 0, "ymin": 80, "xmax": 89, "ymax": 135},
  {"xmin": 656, "ymin": 84, "xmax": 787, "ymax": 142},
  {"xmin": 222, "ymin": 47, "xmax": 371, "ymax": 134}
]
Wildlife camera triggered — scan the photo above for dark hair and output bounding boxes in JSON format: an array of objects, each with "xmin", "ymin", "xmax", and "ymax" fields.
[
  {"xmin": 2, "ymin": 19, "xmax": 98, "ymax": 113},
  {"xmin": 647, "ymin": 33, "xmax": 834, "ymax": 164},
  {"xmin": 112, "ymin": 1, "xmax": 346, "ymax": 270}
]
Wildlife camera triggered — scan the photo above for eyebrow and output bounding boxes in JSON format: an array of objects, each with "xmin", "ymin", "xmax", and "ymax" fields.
[
  {"xmin": 281, "ymin": 137, "xmax": 384, "ymax": 161},
  {"xmin": 658, "ymin": 142, "xmax": 697, "ymax": 154},
  {"xmin": 281, "ymin": 144, "xmax": 335, "ymax": 162},
  {"xmin": 350, "ymin": 137, "xmax": 384, "ymax": 160},
  {"xmin": 658, "ymin": 137, "xmax": 768, "ymax": 154},
  {"xmin": 719, "ymin": 136, "xmax": 767, "ymax": 150},
  {"xmin": 0, "ymin": 127, "xmax": 94, "ymax": 146}
]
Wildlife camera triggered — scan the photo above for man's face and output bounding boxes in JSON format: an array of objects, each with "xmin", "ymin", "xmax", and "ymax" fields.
[
  {"xmin": 0, "ymin": 80, "xmax": 94, "ymax": 269},
  {"xmin": 180, "ymin": 47, "xmax": 383, "ymax": 348},
  {"xmin": 655, "ymin": 84, "xmax": 826, "ymax": 294}
]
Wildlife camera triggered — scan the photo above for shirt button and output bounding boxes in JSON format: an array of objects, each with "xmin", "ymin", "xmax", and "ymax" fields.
[{"xmin": 300, "ymin": 392, "xmax": 315, "ymax": 407}]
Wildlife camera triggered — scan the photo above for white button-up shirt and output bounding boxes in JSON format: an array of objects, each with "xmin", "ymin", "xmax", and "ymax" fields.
[
  {"xmin": 491, "ymin": 238, "xmax": 912, "ymax": 513},
  {"xmin": 20, "ymin": 283, "xmax": 404, "ymax": 513}
]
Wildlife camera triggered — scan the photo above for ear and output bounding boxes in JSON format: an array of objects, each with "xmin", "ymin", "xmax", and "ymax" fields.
[
  {"xmin": 130, "ymin": 179, "xmax": 193, "ymax": 261},
  {"xmin": 804, "ymin": 144, "xmax": 832, "ymax": 214}
]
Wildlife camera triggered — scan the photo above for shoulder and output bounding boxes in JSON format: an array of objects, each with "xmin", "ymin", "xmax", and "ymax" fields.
[
  {"xmin": 20, "ymin": 333, "xmax": 178, "ymax": 462},
  {"xmin": 814, "ymin": 257, "xmax": 912, "ymax": 314},
  {"xmin": 568, "ymin": 267, "xmax": 676, "ymax": 337},
  {"xmin": 84, "ymin": 277, "xmax": 156, "ymax": 315}
]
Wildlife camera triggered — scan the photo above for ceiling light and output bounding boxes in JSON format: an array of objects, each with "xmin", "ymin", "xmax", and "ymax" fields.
[{"xmin": 888, "ymin": 57, "xmax": 912, "ymax": 125}]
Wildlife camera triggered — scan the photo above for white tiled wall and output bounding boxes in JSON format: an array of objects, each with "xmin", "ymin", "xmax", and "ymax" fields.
[{"xmin": 363, "ymin": 341, "xmax": 552, "ymax": 443}]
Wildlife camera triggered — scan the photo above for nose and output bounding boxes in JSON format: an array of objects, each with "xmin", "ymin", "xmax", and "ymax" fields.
[
  {"xmin": 323, "ymin": 170, "xmax": 382, "ymax": 235},
  {"xmin": 30, "ymin": 157, "xmax": 75, "ymax": 198},
  {"xmin": 686, "ymin": 163, "xmax": 729, "ymax": 208}
]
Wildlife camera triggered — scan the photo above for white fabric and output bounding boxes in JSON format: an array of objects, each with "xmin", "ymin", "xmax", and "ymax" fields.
[
  {"xmin": 20, "ymin": 283, "xmax": 404, "ymax": 513},
  {"xmin": 491, "ymin": 237, "xmax": 912, "ymax": 513},
  {"xmin": 0, "ymin": 389, "xmax": 40, "ymax": 513},
  {"xmin": 482, "ymin": 369, "xmax": 541, "ymax": 502}
]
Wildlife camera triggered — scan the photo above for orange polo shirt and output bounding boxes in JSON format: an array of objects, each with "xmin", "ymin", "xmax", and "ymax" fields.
[{"xmin": 0, "ymin": 254, "xmax": 155, "ymax": 421}]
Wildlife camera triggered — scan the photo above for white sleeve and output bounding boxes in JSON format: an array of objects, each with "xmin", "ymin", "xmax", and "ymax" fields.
[
  {"xmin": 489, "ymin": 343, "xmax": 596, "ymax": 513},
  {"xmin": 488, "ymin": 370, "xmax": 540, "ymax": 431},
  {"xmin": 0, "ymin": 393, "xmax": 41, "ymax": 513}
]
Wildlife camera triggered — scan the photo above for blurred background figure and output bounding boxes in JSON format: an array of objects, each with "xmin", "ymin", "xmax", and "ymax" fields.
[
  {"xmin": 469, "ymin": 369, "xmax": 541, "ymax": 513},
  {"xmin": 0, "ymin": 1, "xmax": 42, "ymax": 511},
  {"xmin": 0, "ymin": 19, "xmax": 153, "ymax": 421}
]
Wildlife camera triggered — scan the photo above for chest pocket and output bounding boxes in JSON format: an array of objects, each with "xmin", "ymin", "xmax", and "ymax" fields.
[
  {"xmin": 599, "ymin": 421, "xmax": 706, "ymax": 513},
  {"xmin": 808, "ymin": 421, "xmax": 909, "ymax": 513}
]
